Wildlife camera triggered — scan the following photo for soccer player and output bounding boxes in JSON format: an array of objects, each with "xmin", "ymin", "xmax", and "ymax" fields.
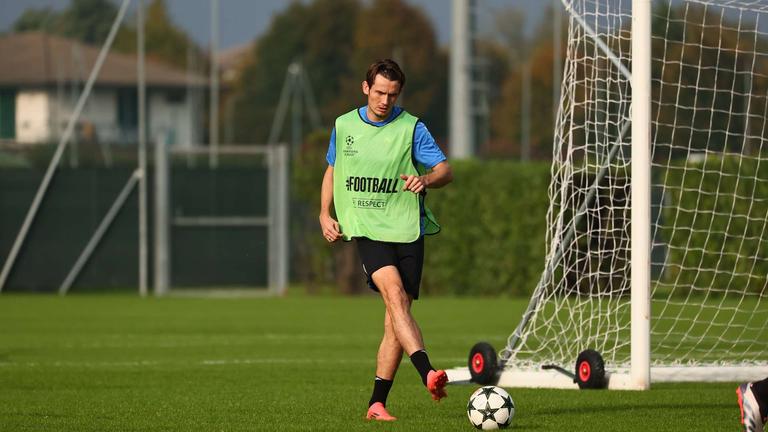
[
  {"xmin": 319, "ymin": 59, "xmax": 453, "ymax": 421},
  {"xmin": 738, "ymin": 379, "xmax": 768, "ymax": 431}
]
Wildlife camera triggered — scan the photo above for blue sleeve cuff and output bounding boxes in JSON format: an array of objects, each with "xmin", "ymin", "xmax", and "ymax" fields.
[{"xmin": 326, "ymin": 128, "xmax": 336, "ymax": 166}]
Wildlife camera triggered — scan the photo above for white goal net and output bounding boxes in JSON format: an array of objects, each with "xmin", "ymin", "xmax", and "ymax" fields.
[{"xmin": 502, "ymin": 0, "xmax": 768, "ymax": 385}]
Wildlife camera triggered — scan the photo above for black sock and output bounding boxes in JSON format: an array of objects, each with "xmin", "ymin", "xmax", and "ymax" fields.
[
  {"xmin": 368, "ymin": 376, "xmax": 394, "ymax": 407},
  {"xmin": 409, "ymin": 350, "xmax": 434, "ymax": 386},
  {"xmin": 752, "ymin": 378, "xmax": 768, "ymax": 419}
]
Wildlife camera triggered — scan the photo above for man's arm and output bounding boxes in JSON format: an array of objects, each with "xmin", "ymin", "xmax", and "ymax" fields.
[
  {"xmin": 319, "ymin": 165, "xmax": 342, "ymax": 242},
  {"xmin": 400, "ymin": 161, "xmax": 453, "ymax": 194}
]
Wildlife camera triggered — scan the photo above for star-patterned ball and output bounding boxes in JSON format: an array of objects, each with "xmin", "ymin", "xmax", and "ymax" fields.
[{"xmin": 466, "ymin": 386, "xmax": 515, "ymax": 430}]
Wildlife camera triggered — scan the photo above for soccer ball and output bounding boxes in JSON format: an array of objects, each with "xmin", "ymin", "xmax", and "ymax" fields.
[{"xmin": 466, "ymin": 386, "xmax": 515, "ymax": 430}]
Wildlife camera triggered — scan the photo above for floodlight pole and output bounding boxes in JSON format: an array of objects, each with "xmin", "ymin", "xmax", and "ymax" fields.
[
  {"xmin": 138, "ymin": 0, "xmax": 148, "ymax": 297},
  {"xmin": 631, "ymin": 0, "xmax": 652, "ymax": 391},
  {"xmin": 209, "ymin": 0, "xmax": 220, "ymax": 168},
  {"xmin": 450, "ymin": 0, "xmax": 472, "ymax": 158}
]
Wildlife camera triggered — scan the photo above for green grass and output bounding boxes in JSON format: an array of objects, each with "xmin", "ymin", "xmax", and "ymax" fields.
[{"xmin": 0, "ymin": 294, "xmax": 742, "ymax": 431}]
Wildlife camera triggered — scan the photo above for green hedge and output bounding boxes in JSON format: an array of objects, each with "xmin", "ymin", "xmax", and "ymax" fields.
[
  {"xmin": 295, "ymin": 148, "xmax": 768, "ymax": 297},
  {"xmin": 659, "ymin": 156, "xmax": 768, "ymax": 295},
  {"xmin": 291, "ymin": 140, "xmax": 553, "ymax": 297},
  {"xmin": 421, "ymin": 160, "xmax": 551, "ymax": 296}
]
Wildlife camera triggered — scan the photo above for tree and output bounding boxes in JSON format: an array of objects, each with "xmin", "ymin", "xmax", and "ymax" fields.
[
  {"xmin": 650, "ymin": 2, "xmax": 763, "ymax": 158},
  {"xmin": 231, "ymin": 0, "xmax": 447, "ymax": 142},
  {"xmin": 493, "ymin": 7, "xmax": 529, "ymax": 64},
  {"xmin": 351, "ymin": 0, "xmax": 447, "ymax": 139},
  {"xmin": 301, "ymin": 0, "xmax": 361, "ymax": 122},
  {"xmin": 491, "ymin": 5, "xmax": 566, "ymax": 159},
  {"xmin": 12, "ymin": 1, "xmax": 137, "ymax": 55},
  {"xmin": 231, "ymin": 0, "xmax": 360, "ymax": 143},
  {"xmin": 12, "ymin": 8, "xmax": 58, "ymax": 33},
  {"xmin": 12, "ymin": 1, "xmax": 120, "ymax": 44},
  {"xmin": 143, "ymin": 0, "xmax": 202, "ymax": 70},
  {"xmin": 58, "ymin": 0, "xmax": 122, "ymax": 45}
]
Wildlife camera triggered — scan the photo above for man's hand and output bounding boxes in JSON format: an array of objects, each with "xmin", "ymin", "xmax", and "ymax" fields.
[
  {"xmin": 400, "ymin": 174, "xmax": 426, "ymax": 194},
  {"xmin": 319, "ymin": 213, "xmax": 343, "ymax": 243}
]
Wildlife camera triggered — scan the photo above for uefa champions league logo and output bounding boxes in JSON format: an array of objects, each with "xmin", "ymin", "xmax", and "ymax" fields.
[{"xmin": 343, "ymin": 135, "xmax": 357, "ymax": 157}]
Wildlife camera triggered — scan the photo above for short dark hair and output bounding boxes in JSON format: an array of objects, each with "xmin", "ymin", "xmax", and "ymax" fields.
[{"xmin": 366, "ymin": 59, "xmax": 406, "ymax": 89}]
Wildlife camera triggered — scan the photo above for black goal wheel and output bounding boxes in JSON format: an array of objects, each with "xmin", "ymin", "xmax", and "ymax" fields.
[
  {"xmin": 574, "ymin": 349, "xmax": 606, "ymax": 389},
  {"xmin": 468, "ymin": 342, "xmax": 498, "ymax": 384}
]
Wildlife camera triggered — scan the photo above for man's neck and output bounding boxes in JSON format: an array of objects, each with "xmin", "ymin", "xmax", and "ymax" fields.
[{"xmin": 365, "ymin": 106, "xmax": 391, "ymax": 123}]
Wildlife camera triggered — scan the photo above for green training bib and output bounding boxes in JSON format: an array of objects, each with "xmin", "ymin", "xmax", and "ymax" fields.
[{"xmin": 334, "ymin": 109, "xmax": 432, "ymax": 242}]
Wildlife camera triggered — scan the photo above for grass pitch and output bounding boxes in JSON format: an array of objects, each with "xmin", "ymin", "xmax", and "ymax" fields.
[{"xmin": 0, "ymin": 294, "xmax": 741, "ymax": 431}]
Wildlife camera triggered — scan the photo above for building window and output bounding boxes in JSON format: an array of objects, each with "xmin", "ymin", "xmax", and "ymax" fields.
[
  {"xmin": 166, "ymin": 89, "xmax": 185, "ymax": 104},
  {"xmin": 0, "ymin": 89, "xmax": 16, "ymax": 140}
]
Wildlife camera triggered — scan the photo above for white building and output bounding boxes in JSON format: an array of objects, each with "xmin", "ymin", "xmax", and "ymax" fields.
[{"xmin": 0, "ymin": 32, "xmax": 208, "ymax": 147}]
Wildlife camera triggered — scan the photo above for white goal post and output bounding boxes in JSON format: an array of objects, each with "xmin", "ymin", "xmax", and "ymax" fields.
[{"xmin": 450, "ymin": 0, "xmax": 768, "ymax": 389}]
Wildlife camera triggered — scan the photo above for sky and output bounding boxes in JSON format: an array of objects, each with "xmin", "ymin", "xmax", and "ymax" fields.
[{"xmin": 0, "ymin": 0, "xmax": 552, "ymax": 50}]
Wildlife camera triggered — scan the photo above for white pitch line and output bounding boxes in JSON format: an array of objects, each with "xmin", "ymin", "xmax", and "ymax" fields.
[
  {"xmin": 0, "ymin": 357, "xmax": 467, "ymax": 369},
  {"xmin": 8, "ymin": 334, "xmax": 359, "ymax": 351}
]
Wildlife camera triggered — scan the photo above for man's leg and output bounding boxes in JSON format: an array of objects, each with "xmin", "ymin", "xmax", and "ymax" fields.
[
  {"xmin": 366, "ymin": 310, "xmax": 402, "ymax": 421},
  {"xmin": 375, "ymin": 308, "xmax": 405, "ymax": 380},
  {"xmin": 372, "ymin": 266, "xmax": 423, "ymax": 353},
  {"xmin": 371, "ymin": 266, "xmax": 447, "ymax": 400}
]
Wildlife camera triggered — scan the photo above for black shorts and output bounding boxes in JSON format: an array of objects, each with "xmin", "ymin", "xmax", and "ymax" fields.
[{"xmin": 354, "ymin": 236, "xmax": 425, "ymax": 300}]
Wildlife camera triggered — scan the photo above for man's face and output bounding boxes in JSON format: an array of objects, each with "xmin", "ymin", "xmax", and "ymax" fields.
[{"xmin": 362, "ymin": 74, "xmax": 401, "ymax": 121}]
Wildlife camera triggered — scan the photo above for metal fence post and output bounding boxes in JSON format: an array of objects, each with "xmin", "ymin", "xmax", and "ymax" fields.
[
  {"xmin": 154, "ymin": 133, "xmax": 170, "ymax": 295},
  {"xmin": 268, "ymin": 145, "xmax": 289, "ymax": 295}
]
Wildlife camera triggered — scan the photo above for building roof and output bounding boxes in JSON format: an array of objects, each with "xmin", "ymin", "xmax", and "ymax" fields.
[
  {"xmin": 217, "ymin": 41, "xmax": 253, "ymax": 83},
  {"xmin": 0, "ymin": 32, "xmax": 208, "ymax": 88},
  {"xmin": 217, "ymin": 42, "xmax": 252, "ymax": 72}
]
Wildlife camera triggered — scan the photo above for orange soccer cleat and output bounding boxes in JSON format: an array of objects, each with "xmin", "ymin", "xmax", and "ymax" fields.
[
  {"xmin": 426, "ymin": 369, "xmax": 448, "ymax": 401},
  {"xmin": 366, "ymin": 402, "xmax": 397, "ymax": 421}
]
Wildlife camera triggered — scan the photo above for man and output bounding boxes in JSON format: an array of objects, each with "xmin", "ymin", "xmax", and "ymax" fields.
[
  {"xmin": 738, "ymin": 379, "xmax": 768, "ymax": 431},
  {"xmin": 319, "ymin": 59, "xmax": 453, "ymax": 421}
]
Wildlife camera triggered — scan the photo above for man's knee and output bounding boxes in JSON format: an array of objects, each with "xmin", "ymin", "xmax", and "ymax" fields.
[
  {"xmin": 381, "ymin": 284, "xmax": 410, "ymax": 310},
  {"xmin": 372, "ymin": 267, "xmax": 413, "ymax": 315}
]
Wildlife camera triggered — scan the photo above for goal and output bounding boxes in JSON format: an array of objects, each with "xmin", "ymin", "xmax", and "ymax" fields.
[{"xmin": 462, "ymin": 0, "xmax": 768, "ymax": 390}]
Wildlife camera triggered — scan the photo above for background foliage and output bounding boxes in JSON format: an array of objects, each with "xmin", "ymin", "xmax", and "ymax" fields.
[
  {"xmin": 422, "ymin": 161, "xmax": 551, "ymax": 296},
  {"xmin": 230, "ymin": 0, "xmax": 446, "ymax": 144},
  {"xmin": 659, "ymin": 156, "xmax": 768, "ymax": 295},
  {"xmin": 10, "ymin": 0, "xmax": 768, "ymax": 297},
  {"xmin": 293, "ymin": 153, "xmax": 552, "ymax": 297}
]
